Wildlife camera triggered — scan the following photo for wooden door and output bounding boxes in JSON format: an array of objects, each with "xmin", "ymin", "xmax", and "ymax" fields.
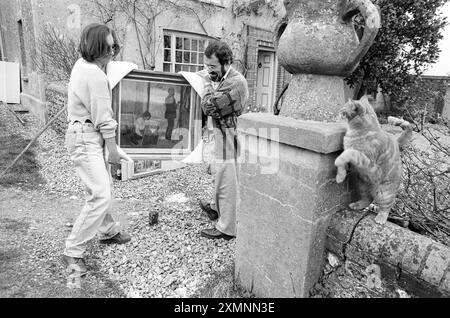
[{"xmin": 255, "ymin": 50, "xmax": 275, "ymax": 112}]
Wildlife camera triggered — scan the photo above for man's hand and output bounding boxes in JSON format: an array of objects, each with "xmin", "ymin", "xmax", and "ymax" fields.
[{"xmin": 204, "ymin": 100, "xmax": 219, "ymax": 118}]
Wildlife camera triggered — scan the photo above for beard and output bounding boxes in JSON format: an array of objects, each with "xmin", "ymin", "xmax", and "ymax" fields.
[
  {"xmin": 209, "ymin": 65, "xmax": 227, "ymax": 82},
  {"xmin": 209, "ymin": 72, "xmax": 220, "ymax": 82}
]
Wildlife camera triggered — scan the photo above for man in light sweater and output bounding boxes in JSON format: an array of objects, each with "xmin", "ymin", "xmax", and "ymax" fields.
[{"xmin": 63, "ymin": 23, "xmax": 131, "ymax": 276}]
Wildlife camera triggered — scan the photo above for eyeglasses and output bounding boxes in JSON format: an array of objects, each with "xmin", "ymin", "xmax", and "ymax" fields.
[
  {"xmin": 204, "ymin": 63, "xmax": 221, "ymax": 71},
  {"xmin": 112, "ymin": 43, "xmax": 120, "ymax": 53},
  {"xmin": 106, "ymin": 43, "xmax": 121, "ymax": 58}
]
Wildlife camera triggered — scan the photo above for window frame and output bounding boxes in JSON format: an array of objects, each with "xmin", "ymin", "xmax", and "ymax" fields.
[
  {"xmin": 163, "ymin": 30, "xmax": 213, "ymax": 73},
  {"xmin": 112, "ymin": 70, "xmax": 202, "ymax": 158}
]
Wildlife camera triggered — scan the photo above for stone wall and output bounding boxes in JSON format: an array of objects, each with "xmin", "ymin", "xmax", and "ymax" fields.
[
  {"xmin": 417, "ymin": 77, "xmax": 448, "ymax": 118},
  {"xmin": 0, "ymin": 0, "xmax": 86, "ymax": 119},
  {"xmin": 321, "ymin": 210, "xmax": 450, "ymax": 298},
  {"xmin": 45, "ymin": 83, "xmax": 68, "ymax": 135},
  {"xmin": 444, "ymin": 86, "xmax": 450, "ymax": 120}
]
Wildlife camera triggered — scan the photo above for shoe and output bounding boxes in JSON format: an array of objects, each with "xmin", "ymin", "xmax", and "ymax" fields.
[
  {"xmin": 62, "ymin": 255, "xmax": 87, "ymax": 276},
  {"xmin": 99, "ymin": 232, "xmax": 131, "ymax": 245},
  {"xmin": 199, "ymin": 200, "xmax": 218, "ymax": 221},
  {"xmin": 200, "ymin": 228, "xmax": 235, "ymax": 241}
]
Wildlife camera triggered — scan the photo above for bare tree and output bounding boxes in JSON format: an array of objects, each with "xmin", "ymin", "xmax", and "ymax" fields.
[
  {"xmin": 33, "ymin": 24, "xmax": 79, "ymax": 82},
  {"xmin": 88, "ymin": 0, "xmax": 216, "ymax": 70}
]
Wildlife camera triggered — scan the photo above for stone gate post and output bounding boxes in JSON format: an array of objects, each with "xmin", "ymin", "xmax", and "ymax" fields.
[{"xmin": 235, "ymin": 0, "xmax": 380, "ymax": 297}]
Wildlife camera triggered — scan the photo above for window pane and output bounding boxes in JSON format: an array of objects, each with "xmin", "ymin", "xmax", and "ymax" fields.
[
  {"xmin": 164, "ymin": 35, "xmax": 171, "ymax": 48},
  {"xmin": 175, "ymin": 64, "xmax": 182, "ymax": 72},
  {"xmin": 176, "ymin": 37, "xmax": 182, "ymax": 50},
  {"xmin": 183, "ymin": 52, "xmax": 190, "ymax": 63},
  {"xmin": 191, "ymin": 53, "xmax": 197, "ymax": 64},
  {"xmin": 183, "ymin": 38, "xmax": 190, "ymax": 50},
  {"xmin": 199, "ymin": 53, "xmax": 204, "ymax": 64},
  {"xmin": 199, "ymin": 40, "xmax": 204, "ymax": 51},
  {"xmin": 192, "ymin": 39, "xmax": 198, "ymax": 51},
  {"xmin": 163, "ymin": 63, "xmax": 171, "ymax": 72},
  {"xmin": 176, "ymin": 51, "xmax": 182, "ymax": 63},
  {"xmin": 182, "ymin": 65, "xmax": 189, "ymax": 72},
  {"xmin": 190, "ymin": 65, "xmax": 197, "ymax": 72},
  {"xmin": 164, "ymin": 49, "xmax": 171, "ymax": 62}
]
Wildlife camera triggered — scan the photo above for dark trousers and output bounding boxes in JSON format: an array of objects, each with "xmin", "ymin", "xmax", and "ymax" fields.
[
  {"xmin": 165, "ymin": 118, "xmax": 175, "ymax": 140},
  {"xmin": 130, "ymin": 132, "xmax": 143, "ymax": 145}
]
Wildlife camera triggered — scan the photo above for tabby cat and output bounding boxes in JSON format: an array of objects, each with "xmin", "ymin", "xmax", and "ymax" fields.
[{"xmin": 335, "ymin": 96, "xmax": 412, "ymax": 224}]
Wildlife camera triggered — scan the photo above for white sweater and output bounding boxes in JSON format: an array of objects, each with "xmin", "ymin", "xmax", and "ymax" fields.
[{"xmin": 67, "ymin": 58, "xmax": 118, "ymax": 139}]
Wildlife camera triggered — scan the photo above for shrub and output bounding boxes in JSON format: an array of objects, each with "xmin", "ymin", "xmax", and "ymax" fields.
[{"xmin": 392, "ymin": 124, "xmax": 450, "ymax": 245}]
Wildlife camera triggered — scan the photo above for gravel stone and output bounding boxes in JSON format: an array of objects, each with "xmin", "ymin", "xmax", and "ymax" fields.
[{"xmin": 0, "ymin": 107, "xmax": 236, "ymax": 298}]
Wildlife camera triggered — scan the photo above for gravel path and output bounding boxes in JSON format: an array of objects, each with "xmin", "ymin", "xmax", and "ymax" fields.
[{"xmin": 0, "ymin": 106, "xmax": 235, "ymax": 298}]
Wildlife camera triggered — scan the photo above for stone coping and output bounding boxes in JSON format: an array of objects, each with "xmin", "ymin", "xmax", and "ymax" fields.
[
  {"xmin": 326, "ymin": 210, "xmax": 450, "ymax": 297},
  {"xmin": 46, "ymin": 83, "xmax": 68, "ymax": 96},
  {"xmin": 237, "ymin": 113, "xmax": 347, "ymax": 154}
]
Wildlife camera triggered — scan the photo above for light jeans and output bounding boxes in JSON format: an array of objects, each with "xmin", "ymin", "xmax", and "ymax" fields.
[
  {"xmin": 63, "ymin": 122, "xmax": 120, "ymax": 258},
  {"xmin": 210, "ymin": 126, "xmax": 239, "ymax": 237}
]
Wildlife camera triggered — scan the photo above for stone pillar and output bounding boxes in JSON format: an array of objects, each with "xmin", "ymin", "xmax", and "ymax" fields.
[
  {"xmin": 235, "ymin": 113, "xmax": 352, "ymax": 297},
  {"xmin": 235, "ymin": 0, "xmax": 380, "ymax": 297},
  {"xmin": 280, "ymin": 74, "xmax": 347, "ymax": 121}
]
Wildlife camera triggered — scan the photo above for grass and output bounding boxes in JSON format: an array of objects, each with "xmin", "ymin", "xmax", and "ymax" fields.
[
  {"xmin": 0, "ymin": 131, "xmax": 45, "ymax": 189},
  {"xmin": 192, "ymin": 263, "xmax": 255, "ymax": 298}
]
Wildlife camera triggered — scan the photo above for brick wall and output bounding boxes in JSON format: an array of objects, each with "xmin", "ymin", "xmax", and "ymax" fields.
[
  {"xmin": 244, "ymin": 24, "xmax": 292, "ymax": 114},
  {"xmin": 245, "ymin": 25, "xmax": 274, "ymax": 112}
]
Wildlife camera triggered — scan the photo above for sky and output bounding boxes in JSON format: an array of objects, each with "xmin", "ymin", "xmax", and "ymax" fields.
[{"xmin": 423, "ymin": 2, "xmax": 450, "ymax": 76}]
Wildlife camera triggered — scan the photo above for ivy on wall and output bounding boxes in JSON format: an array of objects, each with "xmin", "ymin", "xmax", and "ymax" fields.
[{"xmin": 232, "ymin": 0, "xmax": 281, "ymax": 17}]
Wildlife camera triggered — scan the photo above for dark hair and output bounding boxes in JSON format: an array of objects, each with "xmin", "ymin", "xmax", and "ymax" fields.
[
  {"xmin": 204, "ymin": 40, "xmax": 234, "ymax": 66},
  {"xmin": 143, "ymin": 111, "xmax": 151, "ymax": 118},
  {"xmin": 79, "ymin": 23, "xmax": 117, "ymax": 62}
]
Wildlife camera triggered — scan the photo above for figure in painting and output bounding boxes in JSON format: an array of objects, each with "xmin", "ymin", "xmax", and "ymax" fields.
[{"xmin": 165, "ymin": 87, "xmax": 178, "ymax": 141}]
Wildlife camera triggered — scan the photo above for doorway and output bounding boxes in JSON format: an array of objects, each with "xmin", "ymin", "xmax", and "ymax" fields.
[
  {"xmin": 0, "ymin": 27, "xmax": 4, "ymax": 61},
  {"xmin": 255, "ymin": 50, "xmax": 276, "ymax": 112},
  {"xmin": 17, "ymin": 20, "xmax": 27, "ymax": 69}
]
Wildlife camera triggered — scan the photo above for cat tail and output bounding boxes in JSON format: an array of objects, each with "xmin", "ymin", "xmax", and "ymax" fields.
[{"xmin": 388, "ymin": 116, "xmax": 412, "ymax": 149}]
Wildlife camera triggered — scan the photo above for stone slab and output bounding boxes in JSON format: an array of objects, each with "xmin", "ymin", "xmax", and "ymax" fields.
[
  {"xmin": 326, "ymin": 210, "xmax": 450, "ymax": 295},
  {"xmin": 440, "ymin": 270, "xmax": 450, "ymax": 292},
  {"xmin": 420, "ymin": 246, "xmax": 450, "ymax": 287},
  {"xmin": 239, "ymin": 136, "xmax": 351, "ymax": 223},
  {"xmin": 20, "ymin": 93, "xmax": 47, "ymax": 123},
  {"xmin": 236, "ymin": 183, "xmax": 333, "ymax": 298},
  {"xmin": 237, "ymin": 113, "xmax": 346, "ymax": 154}
]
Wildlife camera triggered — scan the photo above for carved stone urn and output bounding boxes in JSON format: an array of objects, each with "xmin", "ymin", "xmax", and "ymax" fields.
[{"xmin": 276, "ymin": 0, "xmax": 381, "ymax": 121}]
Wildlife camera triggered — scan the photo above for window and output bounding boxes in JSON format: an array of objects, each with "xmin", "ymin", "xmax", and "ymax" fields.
[
  {"xmin": 112, "ymin": 70, "xmax": 202, "ymax": 156},
  {"xmin": 163, "ymin": 32, "xmax": 209, "ymax": 73}
]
